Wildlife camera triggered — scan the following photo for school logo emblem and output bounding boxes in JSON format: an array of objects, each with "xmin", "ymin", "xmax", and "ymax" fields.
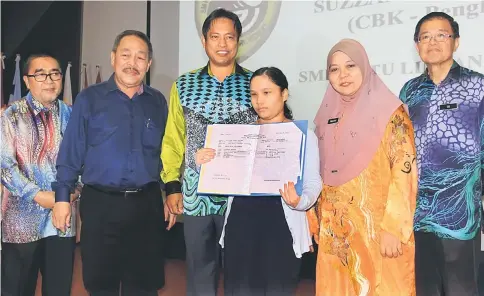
[{"xmin": 195, "ymin": 1, "xmax": 282, "ymax": 63}]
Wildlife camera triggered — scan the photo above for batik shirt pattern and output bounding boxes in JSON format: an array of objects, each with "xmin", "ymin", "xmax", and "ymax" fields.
[
  {"xmin": 1, "ymin": 93, "xmax": 76, "ymax": 243},
  {"xmin": 400, "ymin": 61, "xmax": 484, "ymax": 239},
  {"xmin": 161, "ymin": 64, "xmax": 257, "ymax": 216}
]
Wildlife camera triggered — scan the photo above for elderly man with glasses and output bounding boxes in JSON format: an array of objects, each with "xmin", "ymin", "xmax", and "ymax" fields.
[
  {"xmin": 399, "ymin": 12, "xmax": 484, "ymax": 296},
  {"xmin": 1, "ymin": 53, "xmax": 79, "ymax": 296}
]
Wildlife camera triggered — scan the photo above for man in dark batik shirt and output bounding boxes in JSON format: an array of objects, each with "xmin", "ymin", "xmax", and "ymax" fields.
[{"xmin": 400, "ymin": 12, "xmax": 484, "ymax": 296}]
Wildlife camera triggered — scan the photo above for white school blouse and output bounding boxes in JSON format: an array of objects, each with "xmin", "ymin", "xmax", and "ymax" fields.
[{"xmin": 219, "ymin": 130, "xmax": 322, "ymax": 258}]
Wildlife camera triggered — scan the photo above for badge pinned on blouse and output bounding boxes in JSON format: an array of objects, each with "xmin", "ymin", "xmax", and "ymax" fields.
[{"xmin": 328, "ymin": 118, "xmax": 339, "ymax": 124}]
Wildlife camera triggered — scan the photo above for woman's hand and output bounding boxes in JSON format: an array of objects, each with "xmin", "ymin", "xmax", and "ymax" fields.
[
  {"xmin": 380, "ymin": 231, "xmax": 403, "ymax": 258},
  {"xmin": 279, "ymin": 182, "xmax": 301, "ymax": 208},
  {"xmin": 195, "ymin": 148, "xmax": 216, "ymax": 165}
]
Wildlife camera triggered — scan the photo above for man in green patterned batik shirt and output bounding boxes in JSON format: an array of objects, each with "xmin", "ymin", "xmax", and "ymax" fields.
[{"xmin": 160, "ymin": 8, "xmax": 257, "ymax": 296}]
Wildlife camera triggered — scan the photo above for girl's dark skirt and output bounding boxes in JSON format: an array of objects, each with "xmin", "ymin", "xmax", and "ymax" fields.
[{"xmin": 224, "ymin": 196, "xmax": 301, "ymax": 296}]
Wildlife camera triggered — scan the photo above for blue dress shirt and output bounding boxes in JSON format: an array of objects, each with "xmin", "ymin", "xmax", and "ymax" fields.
[{"xmin": 53, "ymin": 74, "xmax": 168, "ymax": 202}]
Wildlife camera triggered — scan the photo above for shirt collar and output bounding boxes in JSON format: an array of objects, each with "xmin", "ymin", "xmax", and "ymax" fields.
[
  {"xmin": 26, "ymin": 92, "xmax": 59, "ymax": 116},
  {"xmin": 198, "ymin": 62, "xmax": 248, "ymax": 79},
  {"xmin": 423, "ymin": 60, "xmax": 462, "ymax": 84},
  {"xmin": 105, "ymin": 73, "xmax": 153, "ymax": 96}
]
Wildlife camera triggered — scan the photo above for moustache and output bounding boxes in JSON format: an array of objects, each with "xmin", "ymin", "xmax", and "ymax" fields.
[{"xmin": 123, "ymin": 67, "xmax": 140, "ymax": 74}]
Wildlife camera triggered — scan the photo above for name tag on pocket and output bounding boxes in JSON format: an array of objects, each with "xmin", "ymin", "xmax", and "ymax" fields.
[
  {"xmin": 439, "ymin": 103, "xmax": 458, "ymax": 110},
  {"xmin": 328, "ymin": 118, "xmax": 339, "ymax": 124}
]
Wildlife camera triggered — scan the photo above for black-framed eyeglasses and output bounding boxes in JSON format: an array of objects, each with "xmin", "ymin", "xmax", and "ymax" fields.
[
  {"xmin": 418, "ymin": 33, "xmax": 453, "ymax": 44},
  {"xmin": 26, "ymin": 72, "xmax": 63, "ymax": 82}
]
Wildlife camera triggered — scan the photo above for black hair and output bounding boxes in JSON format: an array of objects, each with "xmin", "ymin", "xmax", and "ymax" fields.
[
  {"xmin": 23, "ymin": 53, "xmax": 61, "ymax": 76},
  {"xmin": 112, "ymin": 30, "xmax": 153, "ymax": 60},
  {"xmin": 414, "ymin": 12, "xmax": 460, "ymax": 43},
  {"xmin": 202, "ymin": 8, "xmax": 243, "ymax": 42},
  {"xmin": 250, "ymin": 67, "xmax": 294, "ymax": 120}
]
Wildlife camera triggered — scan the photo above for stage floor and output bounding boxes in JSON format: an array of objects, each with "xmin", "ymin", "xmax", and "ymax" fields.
[{"xmin": 34, "ymin": 246, "xmax": 316, "ymax": 296}]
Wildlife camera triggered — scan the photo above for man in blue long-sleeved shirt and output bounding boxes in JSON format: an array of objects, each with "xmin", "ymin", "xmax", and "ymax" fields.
[
  {"xmin": 399, "ymin": 12, "xmax": 484, "ymax": 296},
  {"xmin": 52, "ymin": 30, "xmax": 169, "ymax": 296}
]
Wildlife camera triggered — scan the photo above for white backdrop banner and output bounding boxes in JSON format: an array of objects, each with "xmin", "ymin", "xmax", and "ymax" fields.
[{"xmin": 171, "ymin": 0, "xmax": 484, "ymax": 126}]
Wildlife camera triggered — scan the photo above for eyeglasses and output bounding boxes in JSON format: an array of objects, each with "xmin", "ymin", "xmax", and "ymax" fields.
[
  {"xmin": 26, "ymin": 72, "xmax": 63, "ymax": 82},
  {"xmin": 418, "ymin": 33, "xmax": 453, "ymax": 44}
]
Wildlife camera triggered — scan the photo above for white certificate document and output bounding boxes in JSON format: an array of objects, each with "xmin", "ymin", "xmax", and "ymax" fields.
[{"xmin": 197, "ymin": 121, "xmax": 307, "ymax": 196}]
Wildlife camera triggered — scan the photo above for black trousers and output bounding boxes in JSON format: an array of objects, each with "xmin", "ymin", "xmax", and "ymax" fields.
[
  {"xmin": 183, "ymin": 214, "xmax": 225, "ymax": 296},
  {"xmin": 224, "ymin": 197, "xmax": 301, "ymax": 296},
  {"xmin": 80, "ymin": 184, "xmax": 165, "ymax": 296},
  {"xmin": 415, "ymin": 231, "xmax": 480, "ymax": 296},
  {"xmin": 1, "ymin": 235, "xmax": 76, "ymax": 296}
]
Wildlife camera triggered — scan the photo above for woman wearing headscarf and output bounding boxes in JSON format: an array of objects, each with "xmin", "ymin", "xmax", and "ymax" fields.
[{"xmin": 308, "ymin": 39, "xmax": 417, "ymax": 295}]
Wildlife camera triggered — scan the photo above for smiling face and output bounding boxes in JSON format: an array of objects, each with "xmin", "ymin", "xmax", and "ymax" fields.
[
  {"xmin": 201, "ymin": 17, "xmax": 239, "ymax": 68},
  {"xmin": 416, "ymin": 17, "xmax": 459, "ymax": 66},
  {"xmin": 327, "ymin": 51, "xmax": 363, "ymax": 97},
  {"xmin": 23, "ymin": 56, "xmax": 63, "ymax": 107},
  {"xmin": 110, "ymin": 35, "xmax": 152, "ymax": 92}
]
